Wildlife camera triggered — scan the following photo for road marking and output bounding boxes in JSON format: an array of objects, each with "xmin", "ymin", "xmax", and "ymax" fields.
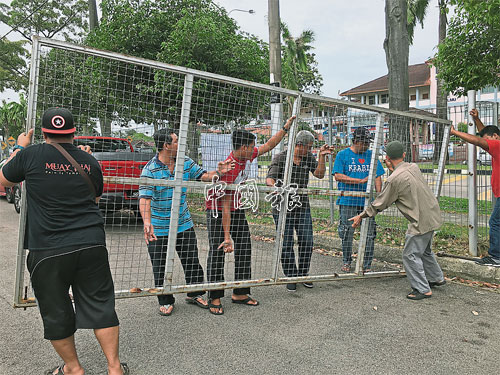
[
  {"xmin": 430, "ymin": 174, "xmax": 467, "ymax": 185},
  {"xmin": 478, "ymin": 189, "xmax": 492, "ymax": 201}
]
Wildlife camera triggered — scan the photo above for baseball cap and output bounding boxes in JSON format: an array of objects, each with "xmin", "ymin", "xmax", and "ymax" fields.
[
  {"xmin": 386, "ymin": 140, "xmax": 405, "ymax": 159},
  {"xmin": 353, "ymin": 127, "xmax": 373, "ymax": 143},
  {"xmin": 41, "ymin": 107, "xmax": 76, "ymax": 134}
]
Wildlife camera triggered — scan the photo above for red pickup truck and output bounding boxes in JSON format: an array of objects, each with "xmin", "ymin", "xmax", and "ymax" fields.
[{"xmin": 74, "ymin": 136, "xmax": 153, "ymax": 216}]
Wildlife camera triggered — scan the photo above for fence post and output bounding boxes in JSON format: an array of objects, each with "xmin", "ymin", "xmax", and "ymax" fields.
[
  {"xmin": 327, "ymin": 115, "xmax": 335, "ymax": 224},
  {"xmin": 163, "ymin": 73, "xmax": 194, "ymax": 289},
  {"xmin": 271, "ymin": 95, "xmax": 301, "ymax": 280},
  {"xmin": 433, "ymin": 124, "xmax": 451, "ymax": 199},
  {"xmin": 354, "ymin": 113, "xmax": 384, "ymax": 274},
  {"xmin": 467, "ymin": 90, "xmax": 478, "ymax": 256},
  {"xmin": 13, "ymin": 36, "xmax": 42, "ymax": 306}
]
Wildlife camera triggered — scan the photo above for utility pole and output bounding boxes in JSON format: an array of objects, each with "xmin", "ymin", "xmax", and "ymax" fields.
[
  {"xmin": 268, "ymin": 0, "xmax": 283, "ymax": 156},
  {"xmin": 89, "ymin": 0, "xmax": 99, "ymax": 30}
]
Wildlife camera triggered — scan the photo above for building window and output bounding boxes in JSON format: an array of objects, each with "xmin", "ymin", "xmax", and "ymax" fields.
[
  {"xmin": 368, "ymin": 95, "xmax": 375, "ymax": 105},
  {"xmin": 422, "ymin": 93, "xmax": 429, "ymax": 100},
  {"xmin": 410, "ymin": 94, "xmax": 417, "ymax": 101},
  {"xmin": 381, "ymin": 94, "xmax": 388, "ymax": 104}
]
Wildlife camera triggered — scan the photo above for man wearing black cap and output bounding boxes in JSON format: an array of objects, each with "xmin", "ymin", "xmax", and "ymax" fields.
[
  {"xmin": 0, "ymin": 108, "xmax": 128, "ymax": 375},
  {"xmin": 333, "ymin": 127, "xmax": 385, "ymax": 272},
  {"xmin": 349, "ymin": 141, "xmax": 445, "ymax": 300}
]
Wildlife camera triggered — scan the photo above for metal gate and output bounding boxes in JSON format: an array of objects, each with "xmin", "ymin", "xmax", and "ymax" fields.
[{"xmin": 14, "ymin": 36, "xmax": 451, "ymax": 307}]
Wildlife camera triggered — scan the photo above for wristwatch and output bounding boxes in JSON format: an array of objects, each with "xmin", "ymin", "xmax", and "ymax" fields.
[
  {"xmin": 282, "ymin": 125, "xmax": 289, "ymax": 133},
  {"xmin": 13, "ymin": 145, "xmax": 25, "ymax": 151}
]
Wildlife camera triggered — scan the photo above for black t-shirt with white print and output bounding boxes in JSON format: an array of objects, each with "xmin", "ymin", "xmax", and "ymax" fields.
[{"xmin": 2, "ymin": 143, "xmax": 105, "ymax": 251}]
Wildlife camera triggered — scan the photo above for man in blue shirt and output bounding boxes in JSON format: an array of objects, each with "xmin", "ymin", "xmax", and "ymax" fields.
[
  {"xmin": 139, "ymin": 128, "xmax": 234, "ymax": 316},
  {"xmin": 333, "ymin": 127, "xmax": 385, "ymax": 272}
]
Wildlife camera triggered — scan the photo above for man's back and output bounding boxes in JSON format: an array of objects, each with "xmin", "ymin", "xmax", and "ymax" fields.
[
  {"xmin": 2, "ymin": 142, "xmax": 105, "ymax": 251},
  {"xmin": 387, "ymin": 162, "xmax": 442, "ymax": 235}
]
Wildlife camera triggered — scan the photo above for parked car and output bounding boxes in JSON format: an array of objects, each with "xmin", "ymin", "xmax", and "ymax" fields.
[
  {"xmin": 462, "ymin": 149, "xmax": 492, "ymax": 166},
  {"xmin": 73, "ymin": 136, "xmax": 151, "ymax": 216},
  {"xmin": 11, "ymin": 183, "xmax": 22, "ymax": 213},
  {"xmin": 478, "ymin": 149, "xmax": 492, "ymax": 166},
  {"xmin": 0, "ymin": 158, "xmax": 15, "ymax": 204}
]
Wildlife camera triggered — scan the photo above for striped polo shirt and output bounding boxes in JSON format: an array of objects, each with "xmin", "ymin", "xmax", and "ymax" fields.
[{"xmin": 139, "ymin": 155, "xmax": 206, "ymax": 236}]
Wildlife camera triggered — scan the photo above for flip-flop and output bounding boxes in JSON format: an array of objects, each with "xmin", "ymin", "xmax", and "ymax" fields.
[
  {"xmin": 208, "ymin": 300, "xmax": 224, "ymax": 315},
  {"xmin": 159, "ymin": 304, "xmax": 174, "ymax": 316},
  {"xmin": 186, "ymin": 296, "xmax": 209, "ymax": 309},
  {"xmin": 407, "ymin": 289, "xmax": 432, "ymax": 300},
  {"xmin": 231, "ymin": 296, "xmax": 259, "ymax": 306},
  {"xmin": 45, "ymin": 364, "xmax": 65, "ymax": 375}
]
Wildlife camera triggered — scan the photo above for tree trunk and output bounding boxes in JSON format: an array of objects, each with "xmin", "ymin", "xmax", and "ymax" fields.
[
  {"xmin": 100, "ymin": 118, "xmax": 112, "ymax": 136},
  {"xmin": 88, "ymin": 0, "xmax": 99, "ymax": 30},
  {"xmin": 187, "ymin": 121, "xmax": 200, "ymax": 163},
  {"xmin": 434, "ymin": 0, "xmax": 448, "ymax": 163},
  {"xmin": 384, "ymin": 0, "xmax": 410, "ymax": 154}
]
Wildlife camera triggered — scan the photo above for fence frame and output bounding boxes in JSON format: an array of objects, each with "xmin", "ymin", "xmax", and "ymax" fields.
[{"xmin": 14, "ymin": 36, "xmax": 455, "ymax": 307}]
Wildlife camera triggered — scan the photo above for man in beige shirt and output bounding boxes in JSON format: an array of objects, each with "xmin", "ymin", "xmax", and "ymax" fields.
[{"xmin": 349, "ymin": 141, "xmax": 445, "ymax": 300}]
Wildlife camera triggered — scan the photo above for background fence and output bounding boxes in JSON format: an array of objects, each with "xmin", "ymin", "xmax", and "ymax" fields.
[{"xmin": 14, "ymin": 36, "xmax": 462, "ymax": 307}]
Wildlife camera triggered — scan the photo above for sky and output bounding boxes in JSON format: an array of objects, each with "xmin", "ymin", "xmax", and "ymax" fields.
[
  {"xmin": 0, "ymin": 0, "xmax": 441, "ymax": 101},
  {"xmin": 216, "ymin": 0, "xmax": 441, "ymax": 97}
]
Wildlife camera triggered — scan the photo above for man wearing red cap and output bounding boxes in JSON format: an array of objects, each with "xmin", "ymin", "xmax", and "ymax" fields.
[{"xmin": 0, "ymin": 108, "xmax": 128, "ymax": 375}]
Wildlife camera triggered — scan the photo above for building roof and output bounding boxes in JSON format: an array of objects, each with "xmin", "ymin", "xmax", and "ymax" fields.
[{"xmin": 340, "ymin": 63, "xmax": 431, "ymax": 96}]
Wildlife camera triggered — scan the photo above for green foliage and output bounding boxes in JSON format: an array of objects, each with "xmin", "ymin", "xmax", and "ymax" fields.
[
  {"xmin": 281, "ymin": 23, "xmax": 323, "ymax": 94},
  {"xmin": 406, "ymin": 0, "xmax": 430, "ymax": 44},
  {"xmin": 58, "ymin": 0, "xmax": 271, "ymax": 133},
  {"xmin": 0, "ymin": 39, "xmax": 29, "ymax": 92},
  {"xmin": 0, "ymin": 95, "xmax": 27, "ymax": 140},
  {"xmin": 0, "ymin": 0, "xmax": 89, "ymax": 41},
  {"xmin": 434, "ymin": 0, "xmax": 500, "ymax": 96}
]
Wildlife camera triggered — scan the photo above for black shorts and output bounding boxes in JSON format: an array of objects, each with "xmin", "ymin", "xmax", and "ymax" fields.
[{"xmin": 27, "ymin": 245, "xmax": 119, "ymax": 340}]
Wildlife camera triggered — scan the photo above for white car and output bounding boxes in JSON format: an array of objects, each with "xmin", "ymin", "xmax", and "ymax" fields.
[{"xmin": 478, "ymin": 149, "xmax": 492, "ymax": 166}]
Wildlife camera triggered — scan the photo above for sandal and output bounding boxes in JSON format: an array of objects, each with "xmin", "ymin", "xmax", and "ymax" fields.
[
  {"xmin": 186, "ymin": 296, "xmax": 209, "ymax": 309},
  {"xmin": 407, "ymin": 289, "xmax": 432, "ymax": 300},
  {"xmin": 429, "ymin": 279, "xmax": 446, "ymax": 287},
  {"xmin": 341, "ymin": 264, "xmax": 351, "ymax": 272},
  {"xmin": 45, "ymin": 364, "xmax": 65, "ymax": 375},
  {"xmin": 231, "ymin": 296, "xmax": 259, "ymax": 306},
  {"xmin": 119, "ymin": 362, "xmax": 130, "ymax": 375},
  {"xmin": 208, "ymin": 299, "xmax": 224, "ymax": 315},
  {"xmin": 159, "ymin": 304, "xmax": 174, "ymax": 316}
]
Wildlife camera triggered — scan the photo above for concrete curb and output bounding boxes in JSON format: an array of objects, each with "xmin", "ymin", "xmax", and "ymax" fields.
[{"xmin": 192, "ymin": 213, "xmax": 500, "ymax": 284}]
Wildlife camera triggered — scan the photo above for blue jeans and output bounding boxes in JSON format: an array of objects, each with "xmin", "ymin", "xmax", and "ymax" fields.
[
  {"xmin": 489, "ymin": 198, "xmax": 500, "ymax": 259},
  {"xmin": 338, "ymin": 205, "xmax": 376, "ymax": 269},
  {"xmin": 273, "ymin": 208, "xmax": 314, "ymax": 277}
]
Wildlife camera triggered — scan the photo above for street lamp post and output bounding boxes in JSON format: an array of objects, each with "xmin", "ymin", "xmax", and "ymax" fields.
[{"xmin": 228, "ymin": 9, "xmax": 255, "ymax": 15}]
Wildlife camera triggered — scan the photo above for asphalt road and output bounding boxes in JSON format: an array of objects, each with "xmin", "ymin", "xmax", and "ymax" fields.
[{"xmin": 0, "ymin": 198, "xmax": 499, "ymax": 375}]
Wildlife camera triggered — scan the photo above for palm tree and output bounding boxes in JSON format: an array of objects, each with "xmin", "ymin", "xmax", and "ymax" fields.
[
  {"xmin": 281, "ymin": 23, "xmax": 315, "ymax": 91},
  {"xmin": 407, "ymin": 0, "xmax": 431, "ymax": 44}
]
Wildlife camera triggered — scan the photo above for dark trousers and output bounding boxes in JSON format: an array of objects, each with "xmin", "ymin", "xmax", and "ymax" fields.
[
  {"xmin": 147, "ymin": 227, "xmax": 205, "ymax": 305},
  {"xmin": 206, "ymin": 209, "xmax": 252, "ymax": 299},
  {"xmin": 273, "ymin": 208, "xmax": 314, "ymax": 277}
]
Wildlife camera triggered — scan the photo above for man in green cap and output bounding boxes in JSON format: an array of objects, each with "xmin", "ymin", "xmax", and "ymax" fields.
[{"xmin": 349, "ymin": 140, "xmax": 445, "ymax": 300}]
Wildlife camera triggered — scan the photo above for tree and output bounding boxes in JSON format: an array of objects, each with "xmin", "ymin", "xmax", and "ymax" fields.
[
  {"xmin": 434, "ymin": 0, "xmax": 500, "ymax": 96},
  {"xmin": 281, "ymin": 23, "xmax": 323, "ymax": 94},
  {"xmin": 0, "ymin": 39, "xmax": 29, "ymax": 92},
  {"xmin": 384, "ymin": 0, "xmax": 410, "ymax": 145},
  {"xmin": 0, "ymin": 95, "xmax": 27, "ymax": 141},
  {"xmin": 407, "ymin": 0, "xmax": 430, "ymax": 44},
  {"xmin": 0, "ymin": 0, "xmax": 89, "ymax": 42}
]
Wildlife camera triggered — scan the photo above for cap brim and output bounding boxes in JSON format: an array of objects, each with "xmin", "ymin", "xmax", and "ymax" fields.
[{"xmin": 42, "ymin": 127, "xmax": 76, "ymax": 134}]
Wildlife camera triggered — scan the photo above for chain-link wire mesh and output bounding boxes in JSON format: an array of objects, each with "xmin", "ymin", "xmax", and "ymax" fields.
[{"xmin": 15, "ymin": 37, "xmax": 455, "ymax": 307}]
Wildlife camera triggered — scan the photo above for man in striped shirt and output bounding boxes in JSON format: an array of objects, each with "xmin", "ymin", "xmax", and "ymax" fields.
[{"xmin": 139, "ymin": 128, "xmax": 234, "ymax": 316}]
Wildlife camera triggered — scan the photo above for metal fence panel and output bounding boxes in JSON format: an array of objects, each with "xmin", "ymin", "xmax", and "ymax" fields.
[{"xmin": 15, "ymin": 37, "xmax": 455, "ymax": 307}]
